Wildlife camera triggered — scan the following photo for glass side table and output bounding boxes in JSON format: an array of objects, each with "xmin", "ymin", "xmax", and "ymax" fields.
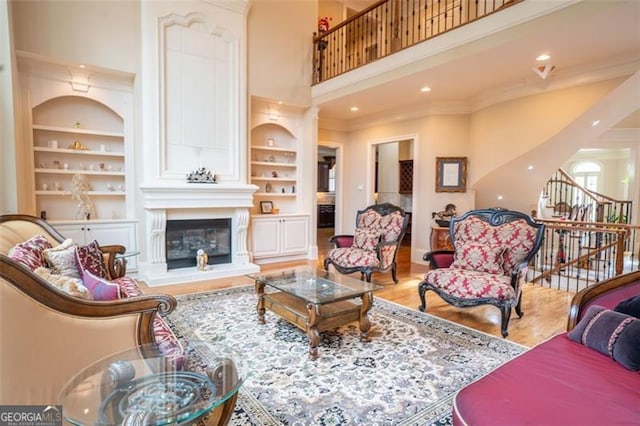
[
  {"xmin": 114, "ymin": 251, "xmax": 140, "ymax": 277},
  {"xmin": 59, "ymin": 341, "xmax": 247, "ymax": 426}
]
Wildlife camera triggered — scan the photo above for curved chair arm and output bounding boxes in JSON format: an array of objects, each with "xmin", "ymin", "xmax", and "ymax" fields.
[
  {"xmin": 509, "ymin": 261, "xmax": 530, "ymax": 294},
  {"xmin": 329, "ymin": 234, "xmax": 354, "ymax": 248},
  {"xmin": 423, "ymin": 250, "xmax": 455, "ymax": 269},
  {"xmin": 99, "ymin": 244, "xmax": 127, "ymax": 279}
]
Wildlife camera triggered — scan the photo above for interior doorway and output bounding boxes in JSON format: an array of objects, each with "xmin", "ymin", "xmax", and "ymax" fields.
[
  {"xmin": 317, "ymin": 145, "xmax": 339, "ymax": 253},
  {"xmin": 373, "ymin": 139, "xmax": 414, "ymax": 245}
]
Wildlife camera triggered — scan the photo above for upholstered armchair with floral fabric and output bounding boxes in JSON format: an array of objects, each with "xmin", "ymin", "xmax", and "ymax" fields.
[
  {"xmin": 324, "ymin": 203, "xmax": 409, "ymax": 283},
  {"xmin": 418, "ymin": 209, "xmax": 545, "ymax": 337}
]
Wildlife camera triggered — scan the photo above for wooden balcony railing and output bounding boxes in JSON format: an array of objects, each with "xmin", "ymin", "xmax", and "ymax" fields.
[{"xmin": 313, "ymin": 0, "xmax": 522, "ymax": 84}]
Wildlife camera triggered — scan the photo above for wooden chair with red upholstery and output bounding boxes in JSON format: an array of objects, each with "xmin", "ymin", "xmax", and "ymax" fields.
[
  {"xmin": 324, "ymin": 203, "xmax": 409, "ymax": 283},
  {"xmin": 418, "ymin": 208, "xmax": 545, "ymax": 337}
]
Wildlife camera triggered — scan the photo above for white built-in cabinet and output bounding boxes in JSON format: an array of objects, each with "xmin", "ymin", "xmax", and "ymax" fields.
[
  {"xmin": 251, "ymin": 214, "xmax": 309, "ymax": 263},
  {"xmin": 53, "ymin": 220, "xmax": 138, "ymax": 271},
  {"xmin": 18, "ymin": 52, "xmax": 137, "ymax": 258}
]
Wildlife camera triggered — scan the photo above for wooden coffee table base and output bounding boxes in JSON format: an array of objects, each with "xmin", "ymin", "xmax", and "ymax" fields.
[{"xmin": 256, "ymin": 282, "xmax": 373, "ymax": 359}]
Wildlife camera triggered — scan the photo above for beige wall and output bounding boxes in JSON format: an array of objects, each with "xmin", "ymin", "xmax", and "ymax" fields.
[
  {"xmin": 11, "ymin": 0, "xmax": 140, "ymax": 73},
  {"xmin": 469, "ymin": 78, "xmax": 625, "ymax": 186},
  {"xmin": 328, "ymin": 113, "xmax": 472, "ymax": 262},
  {"xmin": 248, "ymin": 0, "xmax": 316, "ymax": 107}
]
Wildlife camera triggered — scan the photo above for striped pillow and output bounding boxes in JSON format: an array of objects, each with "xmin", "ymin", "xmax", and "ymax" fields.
[{"xmin": 567, "ymin": 305, "xmax": 640, "ymax": 371}]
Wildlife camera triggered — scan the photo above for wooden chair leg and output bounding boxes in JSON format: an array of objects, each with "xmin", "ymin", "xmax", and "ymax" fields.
[
  {"xmin": 500, "ymin": 304, "xmax": 512, "ymax": 338},
  {"xmin": 391, "ymin": 263, "xmax": 399, "ymax": 284},
  {"xmin": 418, "ymin": 282, "xmax": 428, "ymax": 312}
]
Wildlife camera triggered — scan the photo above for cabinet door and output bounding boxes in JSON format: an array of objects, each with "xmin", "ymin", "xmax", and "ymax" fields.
[
  {"xmin": 88, "ymin": 223, "xmax": 138, "ymax": 270},
  {"xmin": 281, "ymin": 216, "xmax": 309, "ymax": 255},
  {"xmin": 252, "ymin": 218, "xmax": 282, "ymax": 258},
  {"xmin": 53, "ymin": 224, "xmax": 88, "ymax": 244}
]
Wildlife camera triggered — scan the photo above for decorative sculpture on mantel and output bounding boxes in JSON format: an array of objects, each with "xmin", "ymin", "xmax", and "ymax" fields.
[{"xmin": 186, "ymin": 167, "xmax": 216, "ymax": 183}]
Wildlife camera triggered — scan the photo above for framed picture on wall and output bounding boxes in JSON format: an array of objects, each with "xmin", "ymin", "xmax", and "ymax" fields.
[
  {"xmin": 436, "ymin": 157, "xmax": 467, "ymax": 192},
  {"xmin": 260, "ymin": 201, "xmax": 274, "ymax": 214}
]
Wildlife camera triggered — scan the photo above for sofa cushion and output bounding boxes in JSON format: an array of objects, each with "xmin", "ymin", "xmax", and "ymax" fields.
[
  {"xmin": 614, "ymin": 295, "xmax": 640, "ymax": 319},
  {"xmin": 451, "ymin": 243, "xmax": 506, "ymax": 275},
  {"xmin": 424, "ymin": 268, "xmax": 515, "ymax": 300},
  {"xmin": 43, "ymin": 239, "xmax": 80, "ymax": 278},
  {"xmin": 34, "ymin": 267, "xmax": 93, "ymax": 300},
  {"xmin": 82, "ymin": 270, "xmax": 121, "ymax": 301},
  {"xmin": 8, "ymin": 235, "xmax": 52, "ymax": 270},
  {"xmin": 353, "ymin": 227, "xmax": 381, "ymax": 251},
  {"xmin": 567, "ymin": 305, "xmax": 640, "ymax": 371},
  {"xmin": 328, "ymin": 247, "xmax": 381, "ymax": 268},
  {"xmin": 75, "ymin": 240, "xmax": 108, "ymax": 279}
]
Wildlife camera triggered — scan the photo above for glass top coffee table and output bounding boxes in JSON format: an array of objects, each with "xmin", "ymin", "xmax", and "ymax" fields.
[
  {"xmin": 248, "ymin": 266, "xmax": 383, "ymax": 359},
  {"xmin": 58, "ymin": 341, "xmax": 247, "ymax": 426}
]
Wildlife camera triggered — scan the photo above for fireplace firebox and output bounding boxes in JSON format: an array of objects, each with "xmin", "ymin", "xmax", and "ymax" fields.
[{"xmin": 166, "ymin": 219, "xmax": 231, "ymax": 270}]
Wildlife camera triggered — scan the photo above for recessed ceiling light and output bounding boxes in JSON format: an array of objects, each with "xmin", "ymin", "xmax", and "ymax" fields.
[
  {"xmin": 79, "ymin": 64, "xmax": 86, "ymax": 68},
  {"xmin": 277, "ymin": 101, "xmax": 283, "ymax": 105},
  {"xmin": 527, "ymin": 165, "xmax": 534, "ymax": 171},
  {"xmin": 497, "ymin": 195, "xmax": 504, "ymax": 200},
  {"xmin": 420, "ymin": 86, "xmax": 431, "ymax": 93},
  {"xmin": 536, "ymin": 54, "xmax": 550, "ymax": 62},
  {"xmin": 350, "ymin": 106, "xmax": 359, "ymax": 112},
  {"xmin": 592, "ymin": 120, "xmax": 600, "ymax": 127}
]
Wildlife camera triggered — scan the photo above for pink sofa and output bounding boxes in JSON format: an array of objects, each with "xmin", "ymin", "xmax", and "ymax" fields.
[{"xmin": 453, "ymin": 270, "xmax": 640, "ymax": 425}]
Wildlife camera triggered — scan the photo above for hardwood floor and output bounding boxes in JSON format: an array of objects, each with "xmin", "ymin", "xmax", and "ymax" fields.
[{"xmin": 141, "ymin": 228, "xmax": 574, "ymax": 348}]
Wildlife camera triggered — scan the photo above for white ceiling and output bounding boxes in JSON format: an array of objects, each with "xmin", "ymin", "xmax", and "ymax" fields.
[{"xmin": 315, "ymin": 0, "xmax": 640, "ymax": 128}]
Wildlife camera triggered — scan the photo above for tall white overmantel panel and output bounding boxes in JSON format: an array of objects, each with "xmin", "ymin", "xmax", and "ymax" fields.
[
  {"xmin": 140, "ymin": 0, "xmax": 250, "ymax": 185},
  {"xmin": 138, "ymin": 0, "xmax": 257, "ymax": 285}
]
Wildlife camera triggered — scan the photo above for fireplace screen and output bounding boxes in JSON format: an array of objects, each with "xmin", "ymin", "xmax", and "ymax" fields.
[{"xmin": 166, "ymin": 219, "xmax": 231, "ymax": 269}]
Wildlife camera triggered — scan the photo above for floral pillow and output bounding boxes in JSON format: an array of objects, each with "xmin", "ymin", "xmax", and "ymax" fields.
[
  {"xmin": 8, "ymin": 235, "xmax": 52, "ymax": 270},
  {"xmin": 75, "ymin": 240, "xmax": 108, "ymax": 279},
  {"xmin": 43, "ymin": 239, "xmax": 80, "ymax": 278},
  {"xmin": 353, "ymin": 227, "xmax": 381, "ymax": 252},
  {"xmin": 451, "ymin": 243, "xmax": 506, "ymax": 275}
]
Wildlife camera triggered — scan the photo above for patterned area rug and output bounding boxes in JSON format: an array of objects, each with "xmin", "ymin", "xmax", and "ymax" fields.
[{"xmin": 165, "ymin": 286, "xmax": 526, "ymax": 425}]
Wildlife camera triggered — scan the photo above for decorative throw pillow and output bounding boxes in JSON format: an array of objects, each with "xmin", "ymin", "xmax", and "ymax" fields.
[
  {"xmin": 82, "ymin": 270, "xmax": 121, "ymax": 301},
  {"xmin": 76, "ymin": 240, "xmax": 108, "ymax": 279},
  {"xmin": 567, "ymin": 305, "xmax": 640, "ymax": 371},
  {"xmin": 614, "ymin": 295, "xmax": 640, "ymax": 319},
  {"xmin": 353, "ymin": 227, "xmax": 381, "ymax": 252},
  {"xmin": 43, "ymin": 239, "xmax": 80, "ymax": 278},
  {"xmin": 34, "ymin": 267, "xmax": 93, "ymax": 300},
  {"xmin": 451, "ymin": 243, "xmax": 506, "ymax": 275},
  {"xmin": 8, "ymin": 235, "xmax": 52, "ymax": 270}
]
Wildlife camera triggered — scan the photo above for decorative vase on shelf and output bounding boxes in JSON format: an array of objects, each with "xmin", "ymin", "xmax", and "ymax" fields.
[{"xmin": 265, "ymin": 182, "xmax": 273, "ymax": 193}]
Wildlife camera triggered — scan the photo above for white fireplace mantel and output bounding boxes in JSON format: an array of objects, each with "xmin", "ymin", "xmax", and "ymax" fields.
[{"xmin": 138, "ymin": 182, "xmax": 259, "ymax": 286}]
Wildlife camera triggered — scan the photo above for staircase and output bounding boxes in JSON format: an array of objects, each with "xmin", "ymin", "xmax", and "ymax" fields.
[{"xmin": 530, "ymin": 168, "xmax": 637, "ymax": 292}]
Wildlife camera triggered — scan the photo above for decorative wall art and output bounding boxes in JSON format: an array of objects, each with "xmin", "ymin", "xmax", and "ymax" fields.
[{"xmin": 436, "ymin": 157, "xmax": 467, "ymax": 193}]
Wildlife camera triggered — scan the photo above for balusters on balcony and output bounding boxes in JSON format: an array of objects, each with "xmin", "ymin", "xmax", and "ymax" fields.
[{"xmin": 313, "ymin": 0, "xmax": 522, "ymax": 84}]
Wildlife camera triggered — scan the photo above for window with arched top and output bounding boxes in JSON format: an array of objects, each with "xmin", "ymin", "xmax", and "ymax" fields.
[{"xmin": 571, "ymin": 161, "xmax": 601, "ymax": 203}]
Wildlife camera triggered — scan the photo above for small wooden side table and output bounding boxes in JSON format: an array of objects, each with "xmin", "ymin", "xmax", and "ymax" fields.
[{"xmin": 430, "ymin": 226, "xmax": 454, "ymax": 251}]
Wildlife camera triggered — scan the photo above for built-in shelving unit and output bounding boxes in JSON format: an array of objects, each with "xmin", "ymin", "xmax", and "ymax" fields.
[
  {"xmin": 31, "ymin": 96, "xmax": 127, "ymax": 221},
  {"xmin": 250, "ymin": 126, "xmax": 298, "ymax": 202}
]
